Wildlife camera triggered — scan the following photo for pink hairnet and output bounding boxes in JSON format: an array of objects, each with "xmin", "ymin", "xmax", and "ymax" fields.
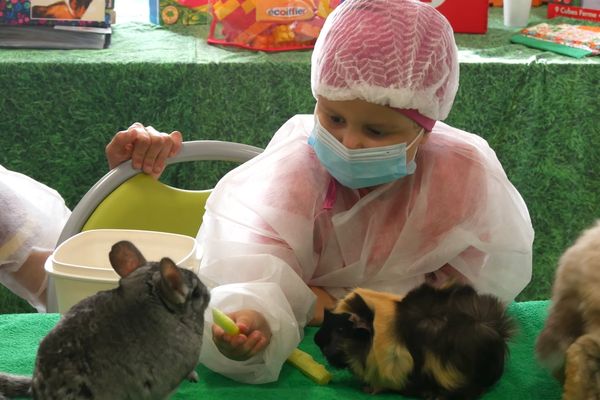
[{"xmin": 311, "ymin": 0, "xmax": 459, "ymax": 122}]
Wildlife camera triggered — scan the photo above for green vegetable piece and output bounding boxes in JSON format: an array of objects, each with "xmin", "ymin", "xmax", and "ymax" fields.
[
  {"xmin": 212, "ymin": 308, "xmax": 240, "ymax": 335},
  {"xmin": 287, "ymin": 348, "xmax": 332, "ymax": 385}
]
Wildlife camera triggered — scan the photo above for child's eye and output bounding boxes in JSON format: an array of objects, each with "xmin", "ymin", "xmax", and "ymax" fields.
[
  {"xmin": 329, "ymin": 115, "xmax": 345, "ymax": 125},
  {"xmin": 367, "ymin": 127, "xmax": 384, "ymax": 137}
]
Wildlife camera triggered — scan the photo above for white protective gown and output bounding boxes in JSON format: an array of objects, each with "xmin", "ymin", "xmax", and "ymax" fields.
[
  {"xmin": 0, "ymin": 165, "xmax": 71, "ymax": 311},
  {"xmin": 197, "ymin": 114, "xmax": 534, "ymax": 383}
]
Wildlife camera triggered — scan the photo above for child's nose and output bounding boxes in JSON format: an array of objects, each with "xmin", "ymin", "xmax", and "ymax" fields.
[{"xmin": 339, "ymin": 131, "xmax": 363, "ymax": 150}]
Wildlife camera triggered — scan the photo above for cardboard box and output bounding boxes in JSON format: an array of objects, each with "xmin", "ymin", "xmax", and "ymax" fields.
[
  {"xmin": 149, "ymin": 0, "xmax": 210, "ymax": 25},
  {"xmin": 420, "ymin": 0, "xmax": 489, "ymax": 34},
  {"xmin": 548, "ymin": 0, "xmax": 600, "ymax": 23}
]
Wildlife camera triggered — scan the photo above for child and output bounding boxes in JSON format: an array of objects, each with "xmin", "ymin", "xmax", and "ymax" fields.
[
  {"xmin": 0, "ymin": 165, "xmax": 71, "ymax": 312},
  {"xmin": 106, "ymin": 0, "xmax": 534, "ymax": 384}
]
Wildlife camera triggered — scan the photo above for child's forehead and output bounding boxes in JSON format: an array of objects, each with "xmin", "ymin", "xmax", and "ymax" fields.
[{"xmin": 316, "ymin": 97, "xmax": 416, "ymax": 127}]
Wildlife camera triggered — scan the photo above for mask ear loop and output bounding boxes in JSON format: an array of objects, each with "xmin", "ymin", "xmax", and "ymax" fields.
[
  {"xmin": 406, "ymin": 128, "xmax": 425, "ymax": 162},
  {"xmin": 407, "ymin": 128, "xmax": 425, "ymax": 151}
]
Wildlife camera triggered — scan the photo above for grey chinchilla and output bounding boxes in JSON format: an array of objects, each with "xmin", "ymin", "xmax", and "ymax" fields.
[{"xmin": 0, "ymin": 240, "xmax": 209, "ymax": 400}]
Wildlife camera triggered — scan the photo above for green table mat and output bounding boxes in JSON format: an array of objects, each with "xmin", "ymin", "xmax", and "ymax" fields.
[{"xmin": 0, "ymin": 301, "xmax": 562, "ymax": 399}]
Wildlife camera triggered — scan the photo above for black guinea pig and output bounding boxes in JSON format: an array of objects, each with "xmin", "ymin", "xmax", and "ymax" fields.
[{"xmin": 314, "ymin": 283, "xmax": 515, "ymax": 400}]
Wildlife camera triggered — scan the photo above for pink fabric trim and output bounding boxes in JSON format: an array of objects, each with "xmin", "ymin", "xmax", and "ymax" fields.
[
  {"xmin": 323, "ymin": 179, "xmax": 337, "ymax": 210},
  {"xmin": 392, "ymin": 108, "xmax": 436, "ymax": 132}
]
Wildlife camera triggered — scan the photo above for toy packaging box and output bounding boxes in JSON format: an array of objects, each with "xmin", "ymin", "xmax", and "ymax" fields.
[
  {"xmin": 511, "ymin": 22, "xmax": 600, "ymax": 58},
  {"xmin": 207, "ymin": 0, "xmax": 344, "ymax": 51},
  {"xmin": 421, "ymin": 0, "xmax": 489, "ymax": 34},
  {"xmin": 0, "ymin": 0, "xmax": 112, "ymax": 27},
  {"xmin": 0, "ymin": 0, "xmax": 114, "ymax": 49},
  {"xmin": 548, "ymin": 0, "xmax": 600, "ymax": 23},
  {"xmin": 149, "ymin": 0, "xmax": 210, "ymax": 25}
]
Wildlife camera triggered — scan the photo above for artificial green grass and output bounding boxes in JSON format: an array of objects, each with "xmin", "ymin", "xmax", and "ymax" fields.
[
  {"xmin": 1, "ymin": 7, "xmax": 599, "ymax": 312},
  {"xmin": 0, "ymin": 302, "xmax": 563, "ymax": 400}
]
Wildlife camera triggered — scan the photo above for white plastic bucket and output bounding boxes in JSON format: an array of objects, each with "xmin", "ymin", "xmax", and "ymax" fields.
[{"xmin": 45, "ymin": 229, "xmax": 198, "ymax": 313}]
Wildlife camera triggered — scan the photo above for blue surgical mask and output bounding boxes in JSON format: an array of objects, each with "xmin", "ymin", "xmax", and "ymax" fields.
[{"xmin": 308, "ymin": 117, "xmax": 423, "ymax": 189}]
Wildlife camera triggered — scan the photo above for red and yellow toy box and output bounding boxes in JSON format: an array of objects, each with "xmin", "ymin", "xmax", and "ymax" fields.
[
  {"xmin": 421, "ymin": 0, "xmax": 489, "ymax": 34},
  {"xmin": 208, "ymin": 0, "xmax": 343, "ymax": 51}
]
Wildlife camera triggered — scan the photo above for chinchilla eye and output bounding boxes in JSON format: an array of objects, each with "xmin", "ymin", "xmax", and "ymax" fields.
[{"xmin": 192, "ymin": 285, "xmax": 202, "ymax": 298}]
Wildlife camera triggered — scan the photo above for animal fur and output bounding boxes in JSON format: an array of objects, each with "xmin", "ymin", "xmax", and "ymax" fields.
[
  {"xmin": 0, "ymin": 373, "xmax": 31, "ymax": 399},
  {"xmin": 0, "ymin": 241, "xmax": 209, "ymax": 400},
  {"xmin": 315, "ymin": 283, "xmax": 514, "ymax": 400},
  {"xmin": 31, "ymin": 0, "xmax": 94, "ymax": 20},
  {"xmin": 536, "ymin": 220, "xmax": 600, "ymax": 400}
]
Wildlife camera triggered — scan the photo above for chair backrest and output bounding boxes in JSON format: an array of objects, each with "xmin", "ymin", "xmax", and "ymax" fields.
[
  {"xmin": 81, "ymin": 174, "xmax": 212, "ymax": 238},
  {"xmin": 56, "ymin": 140, "xmax": 263, "ymax": 245},
  {"xmin": 46, "ymin": 140, "xmax": 262, "ymax": 313}
]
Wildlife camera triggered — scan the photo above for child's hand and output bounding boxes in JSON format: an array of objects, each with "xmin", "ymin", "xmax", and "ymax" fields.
[
  {"xmin": 105, "ymin": 122, "xmax": 183, "ymax": 179},
  {"xmin": 212, "ymin": 309, "xmax": 272, "ymax": 361}
]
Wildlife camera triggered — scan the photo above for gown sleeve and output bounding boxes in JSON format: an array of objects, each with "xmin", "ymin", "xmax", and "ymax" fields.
[
  {"xmin": 196, "ymin": 115, "xmax": 322, "ymax": 383},
  {"xmin": 0, "ymin": 166, "xmax": 71, "ymax": 311},
  {"xmin": 417, "ymin": 123, "xmax": 534, "ymax": 302}
]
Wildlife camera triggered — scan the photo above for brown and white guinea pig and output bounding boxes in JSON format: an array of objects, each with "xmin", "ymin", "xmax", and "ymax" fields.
[{"xmin": 314, "ymin": 283, "xmax": 515, "ymax": 400}]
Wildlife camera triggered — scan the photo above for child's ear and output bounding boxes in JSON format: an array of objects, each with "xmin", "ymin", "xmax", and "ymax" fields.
[{"xmin": 109, "ymin": 241, "xmax": 147, "ymax": 278}]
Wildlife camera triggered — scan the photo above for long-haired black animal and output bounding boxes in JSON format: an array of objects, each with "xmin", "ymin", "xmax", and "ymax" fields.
[{"xmin": 314, "ymin": 283, "xmax": 515, "ymax": 400}]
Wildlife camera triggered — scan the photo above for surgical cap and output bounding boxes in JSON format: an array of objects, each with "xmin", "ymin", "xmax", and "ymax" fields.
[{"xmin": 311, "ymin": 0, "xmax": 459, "ymax": 122}]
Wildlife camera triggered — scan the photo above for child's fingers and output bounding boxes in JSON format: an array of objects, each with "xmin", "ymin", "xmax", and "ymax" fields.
[
  {"xmin": 139, "ymin": 126, "xmax": 166, "ymax": 176},
  {"xmin": 141, "ymin": 127, "xmax": 182, "ymax": 178},
  {"xmin": 213, "ymin": 324, "xmax": 246, "ymax": 346},
  {"xmin": 106, "ymin": 123, "xmax": 181, "ymax": 175},
  {"xmin": 238, "ymin": 331, "xmax": 259, "ymax": 349},
  {"xmin": 129, "ymin": 128, "xmax": 152, "ymax": 170},
  {"xmin": 169, "ymin": 131, "xmax": 183, "ymax": 157},
  {"xmin": 212, "ymin": 323, "xmax": 225, "ymax": 338},
  {"xmin": 243, "ymin": 331, "xmax": 263, "ymax": 353},
  {"xmin": 232, "ymin": 314, "xmax": 253, "ymax": 334},
  {"xmin": 141, "ymin": 126, "xmax": 164, "ymax": 167},
  {"xmin": 249, "ymin": 335, "xmax": 268, "ymax": 355},
  {"xmin": 150, "ymin": 140, "xmax": 175, "ymax": 178},
  {"xmin": 215, "ymin": 335, "xmax": 254, "ymax": 360},
  {"xmin": 128, "ymin": 122, "xmax": 144, "ymax": 130},
  {"xmin": 105, "ymin": 128, "xmax": 139, "ymax": 169},
  {"xmin": 112, "ymin": 128, "xmax": 138, "ymax": 147},
  {"xmin": 230, "ymin": 333, "xmax": 249, "ymax": 347},
  {"xmin": 235, "ymin": 332, "xmax": 267, "ymax": 359}
]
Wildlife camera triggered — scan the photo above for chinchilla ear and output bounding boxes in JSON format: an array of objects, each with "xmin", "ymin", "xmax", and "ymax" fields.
[
  {"xmin": 156, "ymin": 258, "xmax": 188, "ymax": 306},
  {"xmin": 109, "ymin": 241, "xmax": 147, "ymax": 278}
]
